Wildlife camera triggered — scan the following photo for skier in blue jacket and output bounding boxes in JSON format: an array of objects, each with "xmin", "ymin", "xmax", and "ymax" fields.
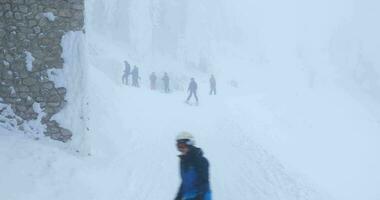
[{"xmin": 175, "ymin": 132, "xmax": 212, "ymax": 200}]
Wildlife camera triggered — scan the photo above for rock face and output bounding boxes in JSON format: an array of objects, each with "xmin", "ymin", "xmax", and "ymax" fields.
[{"xmin": 0, "ymin": 0, "xmax": 84, "ymax": 142}]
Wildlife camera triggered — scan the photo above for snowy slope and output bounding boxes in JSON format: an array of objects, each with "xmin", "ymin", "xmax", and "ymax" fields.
[
  {"xmin": 1, "ymin": 0, "xmax": 380, "ymax": 199},
  {"xmin": 1, "ymin": 44, "xmax": 378, "ymax": 199},
  {"xmin": 85, "ymin": 0, "xmax": 380, "ymax": 199},
  {"xmin": 0, "ymin": 65, "xmax": 327, "ymax": 200}
]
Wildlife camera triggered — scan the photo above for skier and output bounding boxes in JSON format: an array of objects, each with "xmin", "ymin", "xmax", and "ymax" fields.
[
  {"xmin": 186, "ymin": 78, "xmax": 198, "ymax": 104},
  {"xmin": 131, "ymin": 66, "xmax": 140, "ymax": 87},
  {"xmin": 150, "ymin": 72, "xmax": 157, "ymax": 90},
  {"xmin": 122, "ymin": 61, "xmax": 131, "ymax": 85},
  {"xmin": 162, "ymin": 72, "xmax": 170, "ymax": 93},
  {"xmin": 175, "ymin": 132, "xmax": 212, "ymax": 200},
  {"xmin": 209, "ymin": 75, "xmax": 216, "ymax": 95}
]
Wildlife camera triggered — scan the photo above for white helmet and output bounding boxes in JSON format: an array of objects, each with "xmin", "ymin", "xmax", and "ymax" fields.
[{"xmin": 176, "ymin": 131, "xmax": 195, "ymax": 146}]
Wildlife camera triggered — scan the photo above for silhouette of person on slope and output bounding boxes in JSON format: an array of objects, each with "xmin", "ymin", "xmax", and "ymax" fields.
[
  {"xmin": 122, "ymin": 61, "xmax": 131, "ymax": 85},
  {"xmin": 186, "ymin": 78, "xmax": 198, "ymax": 104}
]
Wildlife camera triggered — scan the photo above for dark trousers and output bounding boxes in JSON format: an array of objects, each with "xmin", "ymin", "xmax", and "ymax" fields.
[
  {"xmin": 132, "ymin": 78, "xmax": 139, "ymax": 87},
  {"xmin": 122, "ymin": 75, "xmax": 129, "ymax": 85},
  {"xmin": 209, "ymin": 87, "xmax": 216, "ymax": 95},
  {"xmin": 187, "ymin": 90, "xmax": 198, "ymax": 102},
  {"xmin": 164, "ymin": 83, "xmax": 170, "ymax": 93},
  {"xmin": 188, "ymin": 192, "xmax": 211, "ymax": 200},
  {"xmin": 150, "ymin": 82, "xmax": 156, "ymax": 90}
]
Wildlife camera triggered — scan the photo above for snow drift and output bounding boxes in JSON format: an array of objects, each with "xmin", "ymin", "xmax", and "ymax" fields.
[{"xmin": 1, "ymin": 0, "xmax": 380, "ymax": 200}]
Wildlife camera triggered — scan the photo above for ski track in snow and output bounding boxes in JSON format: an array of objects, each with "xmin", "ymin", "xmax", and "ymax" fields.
[
  {"xmin": 79, "ymin": 66, "xmax": 324, "ymax": 200},
  {"xmin": 0, "ymin": 65, "xmax": 325, "ymax": 200}
]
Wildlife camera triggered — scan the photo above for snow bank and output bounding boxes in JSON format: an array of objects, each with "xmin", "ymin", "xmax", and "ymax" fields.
[
  {"xmin": 0, "ymin": 128, "xmax": 88, "ymax": 200},
  {"xmin": 50, "ymin": 31, "xmax": 89, "ymax": 154}
]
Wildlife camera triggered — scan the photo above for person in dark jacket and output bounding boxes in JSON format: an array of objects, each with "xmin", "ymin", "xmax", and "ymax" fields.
[
  {"xmin": 209, "ymin": 75, "xmax": 216, "ymax": 95},
  {"xmin": 175, "ymin": 132, "xmax": 211, "ymax": 200},
  {"xmin": 186, "ymin": 78, "xmax": 198, "ymax": 104},
  {"xmin": 150, "ymin": 72, "xmax": 157, "ymax": 90},
  {"xmin": 122, "ymin": 61, "xmax": 131, "ymax": 85},
  {"xmin": 131, "ymin": 66, "xmax": 140, "ymax": 87},
  {"xmin": 162, "ymin": 72, "xmax": 170, "ymax": 93}
]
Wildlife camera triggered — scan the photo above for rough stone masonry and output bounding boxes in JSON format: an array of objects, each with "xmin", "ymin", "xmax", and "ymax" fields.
[{"xmin": 0, "ymin": 0, "xmax": 84, "ymax": 142}]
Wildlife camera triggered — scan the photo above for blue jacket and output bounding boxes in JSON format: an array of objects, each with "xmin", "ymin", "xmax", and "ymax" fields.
[{"xmin": 175, "ymin": 147, "xmax": 211, "ymax": 200}]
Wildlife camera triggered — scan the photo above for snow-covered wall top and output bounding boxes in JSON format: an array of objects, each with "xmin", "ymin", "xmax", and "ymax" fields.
[{"xmin": 0, "ymin": 0, "xmax": 84, "ymax": 142}]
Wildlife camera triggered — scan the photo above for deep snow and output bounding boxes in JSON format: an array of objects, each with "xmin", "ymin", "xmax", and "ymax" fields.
[
  {"xmin": 0, "ymin": 67, "xmax": 328, "ymax": 200},
  {"xmin": 1, "ymin": 0, "xmax": 380, "ymax": 199}
]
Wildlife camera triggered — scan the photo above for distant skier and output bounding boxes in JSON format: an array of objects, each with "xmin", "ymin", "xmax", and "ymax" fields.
[
  {"xmin": 186, "ymin": 78, "xmax": 198, "ymax": 104},
  {"xmin": 131, "ymin": 66, "xmax": 140, "ymax": 87},
  {"xmin": 162, "ymin": 72, "xmax": 170, "ymax": 93},
  {"xmin": 209, "ymin": 75, "xmax": 216, "ymax": 95},
  {"xmin": 122, "ymin": 61, "xmax": 131, "ymax": 85},
  {"xmin": 175, "ymin": 132, "xmax": 212, "ymax": 200},
  {"xmin": 150, "ymin": 72, "xmax": 157, "ymax": 90}
]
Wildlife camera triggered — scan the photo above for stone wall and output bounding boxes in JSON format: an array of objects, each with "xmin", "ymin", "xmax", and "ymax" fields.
[{"xmin": 0, "ymin": 0, "xmax": 84, "ymax": 142}]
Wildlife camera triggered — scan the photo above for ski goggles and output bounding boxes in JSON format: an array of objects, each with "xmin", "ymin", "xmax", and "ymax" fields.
[{"xmin": 176, "ymin": 142, "xmax": 188, "ymax": 149}]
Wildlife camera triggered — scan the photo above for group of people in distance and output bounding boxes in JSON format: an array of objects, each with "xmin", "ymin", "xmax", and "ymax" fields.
[
  {"xmin": 122, "ymin": 61, "xmax": 140, "ymax": 87},
  {"xmin": 149, "ymin": 72, "xmax": 170, "ymax": 93},
  {"xmin": 121, "ymin": 60, "xmax": 217, "ymax": 105}
]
